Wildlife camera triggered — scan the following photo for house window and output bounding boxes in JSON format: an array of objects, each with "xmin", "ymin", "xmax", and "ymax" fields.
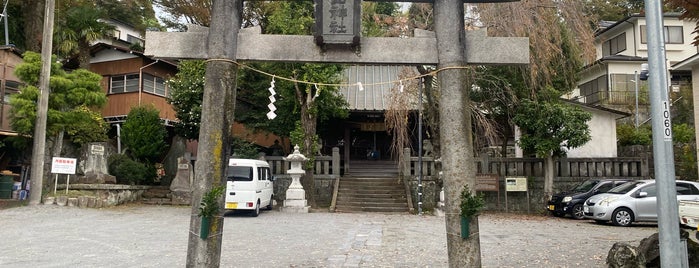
[
  {"xmin": 142, "ymin": 73, "xmax": 167, "ymax": 96},
  {"xmin": 610, "ymin": 73, "xmax": 635, "ymax": 92},
  {"xmin": 2, "ymin": 80, "xmax": 20, "ymax": 103},
  {"xmin": 113, "ymin": 29, "xmax": 121, "ymax": 40},
  {"xmin": 641, "ymin": 25, "xmax": 683, "ymax": 44},
  {"xmin": 578, "ymin": 75, "xmax": 608, "ymax": 104},
  {"xmin": 602, "ymin": 32, "xmax": 626, "ymax": 56},
  {"xmin": 127, "ymin": 34, "xmax": 144, "ymax": 46},
  {"xmin": 110, "ymin": 74, "xmax": 140, "ymax": 94}
]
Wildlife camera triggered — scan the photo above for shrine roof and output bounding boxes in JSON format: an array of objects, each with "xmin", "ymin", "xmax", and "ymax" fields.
[{"xmin": 341, "ymin": 65, "xmax": 420, "ymax": 111}]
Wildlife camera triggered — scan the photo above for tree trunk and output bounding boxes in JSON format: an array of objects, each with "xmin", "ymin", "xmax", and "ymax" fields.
[
  {"xmin": 78, "ymin": 40, "xmax": 92, "ymax": 70},
  {"xmin": 544, "ymin": 155, "xmax": 555, "ymax": 203},
  {"xmin": 435, "ymin": 0, "xmax": 481, "ymax": 266},
  {"xmin": 52, "ymin": 130, "xmax": 64, "ymax": 157},
  {"xmin": 300, "ymin": 93, "xmax": 317, "ymax": 208},
  {"xmin": 185, "ymin": 0, "xmax": 241, "ymax": 267},
  {"xmin": 418, "ymin": 68, "xmax": 440, "ymax": 158},
  {"xmin": 22, "ymin": 0, "xmax": 44, "ymax": 52}
]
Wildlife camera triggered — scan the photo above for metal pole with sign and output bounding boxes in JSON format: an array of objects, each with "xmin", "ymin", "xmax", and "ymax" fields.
[{"xmin": 643, "ymin": 0, "xmax": 683, "ymax": 266}]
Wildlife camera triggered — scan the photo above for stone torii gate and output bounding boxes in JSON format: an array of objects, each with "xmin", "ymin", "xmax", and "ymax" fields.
[{"xmin": 145, "ymin": 0, "xmax": 527, "ymax": 267}]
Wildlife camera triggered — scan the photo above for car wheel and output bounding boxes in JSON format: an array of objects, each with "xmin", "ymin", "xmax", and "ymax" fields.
[
  {"xmin": 571, "ymin": 204, "xmax": 585, "ymax": 220},
  {"xmin": 266, "ymin": 196, "xmax": 274, "ymax": 210},
  {"xmin": 251, "ymin": 201, "xmax": 260, "ymax": 217},
  {"xmin": 612, "ymin": 208, "xmax": 633, "ymax": 227}
]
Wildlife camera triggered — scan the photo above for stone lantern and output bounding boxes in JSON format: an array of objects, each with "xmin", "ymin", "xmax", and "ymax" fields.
[{"xmin": 281, "ymin": 145, "xmax": 309, "ymax": 213}]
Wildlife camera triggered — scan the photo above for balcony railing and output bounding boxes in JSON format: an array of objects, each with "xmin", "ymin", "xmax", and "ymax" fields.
[{"xmin": 579, "ymin": 90, "xmax": 649, "ymax": 106}]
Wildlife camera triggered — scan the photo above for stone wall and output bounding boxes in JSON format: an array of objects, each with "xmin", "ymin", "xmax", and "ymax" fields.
[
  {"xmin": 45, "ymin": 184, "xmax": 150, "ymax": 208},
  {"xmin": 273, "ymin": 177, "xmax": 336, "ymax": 207}
]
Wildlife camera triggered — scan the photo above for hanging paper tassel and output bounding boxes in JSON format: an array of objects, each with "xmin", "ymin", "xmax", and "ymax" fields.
[
  {"xmin": 399, "ymin": 80, "xmax": 404, "ymax": 93},
  {"xmin": 267, "ymin": 77, "xmax": 277, "ymax": 120},
  {"xmin": 314, "ymin": 84, "xmax": 320, "ymax": 97},
  {"xmin": 357, "ymin": 82, "xmax": 364, "ymax": 91},
  {"xmin": 268, "ymin": 77, "xmax": 276, "ymax": 95}
]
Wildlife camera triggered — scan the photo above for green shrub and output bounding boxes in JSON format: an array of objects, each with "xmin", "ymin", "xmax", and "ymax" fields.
[
  {"xmin": 617, "ymin": 124, "xmax": 652, "ymax": 146},
  {"xmin": 673, "ymin": 123, "xmax": 695, "ymax": 144},
  {"xmin": 231, "ymin": 137, "xmax": 261, "ymax": 159},
  {"xmin": 108, "ymin": 154, "xmax": 154, "ymax": 185}
]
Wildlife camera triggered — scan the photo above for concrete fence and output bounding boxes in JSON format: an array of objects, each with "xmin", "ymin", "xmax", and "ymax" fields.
[{"xmin": 263, "ymin": 147, "xmax": 649, "ymax": 213}]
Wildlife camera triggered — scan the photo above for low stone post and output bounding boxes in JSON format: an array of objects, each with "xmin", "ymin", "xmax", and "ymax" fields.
[
  {"xmin": 281, "ymin": 145, "xmax": 309, "ymax": 213},
  {"xmin": 170, "ymin": 157, "xmax": 193, "ymax": 205}
]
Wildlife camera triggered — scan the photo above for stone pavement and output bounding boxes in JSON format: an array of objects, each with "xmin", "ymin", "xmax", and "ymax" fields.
[{"xmin": 0, "ymin": 204, "xmax": 658, "ymax": 267}]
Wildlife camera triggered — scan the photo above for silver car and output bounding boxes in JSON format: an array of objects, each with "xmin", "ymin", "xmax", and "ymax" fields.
[{"xmin": 583, "ymin": 179, "xmax": 699, "ymax": 226}]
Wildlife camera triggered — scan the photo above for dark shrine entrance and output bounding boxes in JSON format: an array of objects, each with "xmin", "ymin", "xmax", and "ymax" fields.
[{"xmin": 320, "ymin": 111, "xmax": 392, "ymax": 161}]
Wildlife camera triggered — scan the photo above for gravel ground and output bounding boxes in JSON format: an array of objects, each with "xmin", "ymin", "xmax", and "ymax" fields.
[{"xmin": 0, "ymin": 204, "xmax": 658, "ymax": 267}]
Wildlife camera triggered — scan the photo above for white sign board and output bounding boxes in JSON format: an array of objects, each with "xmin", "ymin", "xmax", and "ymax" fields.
[
  {"xmin": 505, "ymin": 177, "xmax": 528, "ymax": 192},
  {"xmin": 51, "ymin": 157, "xmax": 77, "ymax": 175}
]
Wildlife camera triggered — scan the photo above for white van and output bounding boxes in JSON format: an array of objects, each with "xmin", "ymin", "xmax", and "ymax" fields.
[{"xmin": 224, "ymin": 159, "xmax": 274, "ymax": 216}]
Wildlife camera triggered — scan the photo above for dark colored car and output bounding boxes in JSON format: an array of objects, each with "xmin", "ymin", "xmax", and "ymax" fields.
[{"xmin": 547, "ymin": 179, "xmax": 631, "ymax": 219}]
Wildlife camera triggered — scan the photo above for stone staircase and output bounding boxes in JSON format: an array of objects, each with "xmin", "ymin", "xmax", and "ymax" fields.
[
  {"xmin": 140, "ymin": 186, "xmax": 174, "ymax": 205},
  {"xmin": 334, "ymin": 177, "xmax": 409, "ymax": 213}
]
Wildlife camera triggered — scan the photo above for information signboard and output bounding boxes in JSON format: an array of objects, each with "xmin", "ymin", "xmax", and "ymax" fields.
[
  {"xmin": 505, "ymin": 177, "xmax": 527, "ymax": 192},
  {"xmin": 51, "ymin": 157, "xmax": 77, "ymax": 175}
]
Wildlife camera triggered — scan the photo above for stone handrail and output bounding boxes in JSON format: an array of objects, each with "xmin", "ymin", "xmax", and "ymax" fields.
[
  {"xmin": 264, "ymin": 147, "xmax": 341, "ymax": 179},
  {"xmin": 400, "ymin": 148, "xmax": 649, "ymax": 179}
]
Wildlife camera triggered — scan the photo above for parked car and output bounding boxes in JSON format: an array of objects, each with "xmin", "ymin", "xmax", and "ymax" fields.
[
  {"xmin": 224, "ymin": 159, "xmax": 275, "ymax": 217},
  {"xmin": 679, "ymin": 200, "xmax": 699, "ymax": 229},
  {"xmin": 548, "ymin": 179, "xmax": 631, "ymax": 219},
  {"xmin": 584, "ymin": 179, "xmax": 699, "ymax": 226}
]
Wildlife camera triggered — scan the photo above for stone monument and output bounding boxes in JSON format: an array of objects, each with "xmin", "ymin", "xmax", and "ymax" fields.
[
  {"xmin": 77, "ymin": 142, "xmax": 116, "ymax": 184},
  {"xmin": 281, "ymin": 145, "xmax": 310, "ymax": 213},
  {"xmin": 170, "ymin": 156, "xmax": 193, "ymax": 205}
]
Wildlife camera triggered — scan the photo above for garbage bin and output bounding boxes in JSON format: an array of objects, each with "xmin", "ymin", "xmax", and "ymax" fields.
[{"xmin": 0, "ymin": 175, "xmax": 13, "ymax": 199}]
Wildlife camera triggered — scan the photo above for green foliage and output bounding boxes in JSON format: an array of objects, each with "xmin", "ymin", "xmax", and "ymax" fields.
[
  {"xmin": 617, "ymin": 124, "xmax": 694, "ymax": 145},
  {"xmin": 10, "ymin": 51, "xmax": 107, "ymax": 143},
  {"xmin": 95, "ymin": 0, "xmax": 161, "ymax": 33},
  {"xmin": 673, "ymin": 124, "xmax": 695, "ymax": 144},
  {"xmin": 167, "ymin": 60, "xmax": 206, "ymax": 140},
  {"xmin": 198, "ymin": 186, "xmax": 226, "ymax": 218},
  {"xmin": 670, "ymin": 83, "xmax": 694, "ymax": 125},
  {"xmin": 54, "ymin": 5, "xmax": 116, "ymax": 62},
  {"xmin": 513, "ymin": 99, "xmax": 592, "ymax": 157},
  {"xmin": 362, "ymin": 2, "xmax": 401, "ymax": 37},
  {"xmin": 677, "ymin": 143, "xmax": 698, "ymax": 181},
  {"xmin": 231, "ymin": 137, "xmax": 261, "ymax": 159},
  {"xmin": 108, "ymin": 154, "xmax": 154, "ymax": 184},
  {"xmin": 616, "ymin": 124, "xmax": 652, "ymax": 146},
  {"xmin": 289, "ymin": 121, "xmax": 320, "ymax": 169},
  {"xmin": 65, "ymin": 106, "xmax": 109, "ymax": 147},
  {"xmin": 583, "ymin": 0, "xmax": 644, "ymax": 22},
  {"xmin": 121, "ymin": 105, "xmax": 168, "ymax": 163},
  {"xmin": 460, "ymin": 184, "xmax": 485, "ymax": 218}
]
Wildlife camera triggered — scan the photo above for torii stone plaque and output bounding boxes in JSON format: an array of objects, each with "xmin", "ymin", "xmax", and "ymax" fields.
[{"xmin": 149, "ymin": 0, "xmax": 529, "ymax": 266}]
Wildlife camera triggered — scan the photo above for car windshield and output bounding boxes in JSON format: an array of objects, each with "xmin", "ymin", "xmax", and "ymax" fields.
[
  {"xmin": 607, "ymin": 181, "xmax": 645, "ymax": 194},
  {"xmin": 570, "ymin": 180, "xmax": 599, "ymax": 192},
  {"xmin": 227, "ymin": 166, "xmax": 253, "ymax": 181}
]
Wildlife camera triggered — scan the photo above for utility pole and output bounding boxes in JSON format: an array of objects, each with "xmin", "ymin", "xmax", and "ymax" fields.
[
  {"xmin": 435, "ymin": 0, "xmax": 481, "ymax": 266},
  {"xmin": 185, "ymin": 0, "xmax": 241, "ymax": 267},
  {"xmin": 644, "ymin": 0, "xmax": 684, "ymax": 266},
  {"xmin": 28, "ymin": 0, "xmax": 55, "ymax": 205}
]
